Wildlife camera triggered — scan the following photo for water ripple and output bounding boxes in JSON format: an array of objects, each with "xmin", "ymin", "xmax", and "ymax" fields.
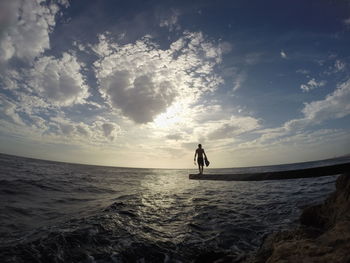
[{"xmin": 0, "ymin": 153, "xmax": 344, "ymax": 262}]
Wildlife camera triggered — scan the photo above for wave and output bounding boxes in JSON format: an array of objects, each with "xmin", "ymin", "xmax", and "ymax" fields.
[
  {"xmin": 0, "ymin": 153, "xmax": 341, "ymax": 262},
  {"xmin": 0, "ymin": 179, "xmax": 63, "ymax": 192}
]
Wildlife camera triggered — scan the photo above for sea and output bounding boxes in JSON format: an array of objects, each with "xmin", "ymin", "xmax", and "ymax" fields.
[{"xmin": 0, "ymin": 153, "xmax": 349, "ymax": 263}]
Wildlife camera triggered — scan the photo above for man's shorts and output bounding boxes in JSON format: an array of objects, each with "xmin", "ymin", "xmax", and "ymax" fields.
[{"xmin": 197, "ymin": 157, "xmax": 204, "ymax": 166}]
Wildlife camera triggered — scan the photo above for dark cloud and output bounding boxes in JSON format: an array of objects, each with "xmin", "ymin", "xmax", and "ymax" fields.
[
  {"xmin": 101, "ymin": 123, "xmax": 115, "ymax": 137},
  {"xmin": 104, "ymin": 71, "xmax": 177, "ymax": 123}
]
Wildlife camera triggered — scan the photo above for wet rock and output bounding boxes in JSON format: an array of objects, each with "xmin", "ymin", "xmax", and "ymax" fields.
[
  {"xmin": 245, "ymin": 173, "xmax": 350, "ymax": 263},
  {"xmin": 194, "ymin": 251, "xmax": 227, "ymax": 263}
]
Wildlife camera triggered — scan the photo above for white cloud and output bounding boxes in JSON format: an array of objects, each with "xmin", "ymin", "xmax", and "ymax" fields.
[
  {"xmin": 76, "ymin": 124, "xmax": 90, "ymax": 136},
  {"xmin": 0, "ymin": 95, "xmax": 25, "ymax": 125},
  {"xmin": 30, "ymin": 115, "xmax": 47, "ymax": 130},
  {"xmin": 166, "ymin": 133, "xmax": 183, "ymax": 140},
  {"xmin": 302, "ymin": 79, "xmax": 350, "ymax": 122},
  {"xmin": 334, "ymin": 60, "xmax": 346, "ymax": 72},
  {"xmin": 0, "ymin": 69, "xmax": 22, "ymax": 90},
  {"xmin": 296, "ymin": 69, "xmax": 310, "ymax": 75},
  {"xmin": 0, "ymin": 0, "xmax": 68, "ymax": 64},
  {"xmin": 91, "ymin": 34, "xmax": 116, "ymax": 57},
  {"xmin": 159, "ymin": 9, "xmax": 181, "ymax": 32},
  {"xmin": 280, "ymin": 50, "xmax": 287, "ymax": 59},
  {"xmin": 206, "ymin": 116, "xmax": 260, "ymax": 140},
  {"xmin": 232, "ymin": 72, "xmax": 246, "ymax": 91},
  {"xmin": 300, "ymin": 85, "xmax": 309, "ymax": 92},
  {"xmin": 47, "ymin": 116, "xmax": 121, "ymax": 143},
  {"xmin": 29, "ymin": 52, "xmax": 89, "ymax": 106},
  {"xmin": 255, "ymin": 78, "xmax": 350, "ymax": 145},
  {"xmin": 300, "ymin": 78, "xmax": 326, "ymax": 92},
  {"xmin": 94, "ymin": 32, "xmax": 224, "ymax": 124},
  {"xmin": 16, "ymin": 92, "xmax": 52, "ymax": 115},
  {"xmin": 234, "ymin": 128, "xmax": 350, "ymax": 166},
  {"xmin": 73, "ymin": 41, "xmax": 87, "ymax": 52}
]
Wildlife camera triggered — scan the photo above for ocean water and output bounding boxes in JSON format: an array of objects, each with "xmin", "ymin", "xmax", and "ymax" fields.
[{"xmin": 0, "ymin": 153, "xmax": 349, "ymax": 263}]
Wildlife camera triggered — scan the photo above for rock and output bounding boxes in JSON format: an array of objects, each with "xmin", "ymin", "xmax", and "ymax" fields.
[{"xmin": 245, "ymin": 173, "xmax": 350, "ymax": 263}]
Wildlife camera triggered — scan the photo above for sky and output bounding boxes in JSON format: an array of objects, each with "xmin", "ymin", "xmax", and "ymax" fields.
[{"xmin": 0, "ymin": 0, "xmax": 350, "ymax": 168}]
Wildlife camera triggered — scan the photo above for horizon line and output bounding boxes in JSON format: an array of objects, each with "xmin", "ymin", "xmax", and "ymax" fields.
[{"xmin": 1, "ymin": 152, "xmax": 349, "ymax": 170}]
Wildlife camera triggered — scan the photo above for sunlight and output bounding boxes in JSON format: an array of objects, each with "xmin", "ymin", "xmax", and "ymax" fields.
[{"xmin": 153, "ymin": 102, "xmax": 186, "ymax": 128}]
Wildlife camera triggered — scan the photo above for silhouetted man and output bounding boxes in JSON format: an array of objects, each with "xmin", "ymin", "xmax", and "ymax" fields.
[{"xmin": 194, "ymin": 144, "xmax": 207, "ymax": 174}]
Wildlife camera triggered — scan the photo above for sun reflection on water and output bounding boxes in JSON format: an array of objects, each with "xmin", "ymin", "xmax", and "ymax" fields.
[
  {"xmin": 135, "ymin": 170, "xmax": 201, "ymax": 242},
  {"xmin": 140, "ymin": 170, "xmax": 195, "ymax": 207}
]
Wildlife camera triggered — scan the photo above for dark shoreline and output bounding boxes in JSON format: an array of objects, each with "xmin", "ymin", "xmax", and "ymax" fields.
[
  {"xmin": 189, "ymin": 162, "xmax": 350, "ymax": 181},
  {"xmin": 243, "ymin": 171, "xmax": 350, "ymax": 263},
  {"xmin": 202, "ymin": 171, "xmax": 350, "ymax": 262}
]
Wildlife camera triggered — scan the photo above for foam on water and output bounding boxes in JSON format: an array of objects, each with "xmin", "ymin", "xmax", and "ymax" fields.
[{"xmin": 0, "ymin": 153, "xmax": 348, "ymax": 262}]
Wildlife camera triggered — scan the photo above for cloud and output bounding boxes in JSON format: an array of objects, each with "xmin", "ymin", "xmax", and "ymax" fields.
[
  {"xmin": 280, "ymin": 50, "xmax": 287, "ymax": 59},
  {"xmin": 15, "ymin": 92, "xmax": 51, "ymax": 116},
  {"xmin": 237, "ymin": 128, "xmax": 350, "ymax": 164},
  {"xmin": 159, "ymin": 9, "xmax": 180, "ymax": 32},
  {"xmin": 47, "ymin": 116, "xmax": 121, "ymax": 143},
  {"xmin": 99, "ymin": 71, "xmax": 177, "ymax": 123},
  {"xmin": 29, "ymin": 52, "xmax": 89, "ymax": 106},
  {"xmin": 60, "ymin": 123, "xmax": 75, "ymax": 135},
  {"xmin": 94, "ymin": 32, "xmax": 224, "ymax": 123},
  {"xmin": 0, "ymin": 95, "xmax": 25, "ymax": 125},
  {"xmin": 300, "ymin": 78, "xmax": 326, "ymax": 92},
  {"xmin": 0, "ymin": 0, "xmax": 68, "ymax": 64},
  {"xmin": 206, "ymin": 116, "xmax": 260, "ymax": 140},
  {"xmin": 256, "ymin": 78, "xmax": 350, "ymax": 145},
  {"xmin": 73, "ymin": 41, "xmax": 87, "ymax": 52},
  {"xmin": 334, "ymin": 60, "xmax": 346, "ymax": 72},
  {"xmin": 158, "ymin": 146, "xmax": 186, "ymax": 158},
  {"xmin": 182, "ymin": 142, "xmax": 198, "ymax": 151},
  {"xmin": 296, "ymin": 69, "xmax": 310, "ymax": 75},
  {"xmin": 166, "ymin": 133, "xmax": 183, "ymax": 140},
  {"xmin": 101, "ymin": 122, "xmax": 120, "ymax": 140},
  {"xmin": 302, "ymin": 79, "xmax": 350, "ymax": 122},
  {"xmin": 232, "ymin": 72, "xmax": 246, "ymax": 91},
  {"xmin": 0, "ymin": 69, "xmax": 22, "ymax": 90},
  {"xmin": 30, "ymin": 115, "xmax": 47, "ymax": 130},
  {"xmin": 76, "ymin": 124, "xmax": 90, "ymax": 136}
]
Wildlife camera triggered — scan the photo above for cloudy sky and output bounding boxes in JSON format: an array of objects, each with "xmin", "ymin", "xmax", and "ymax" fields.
[{"xmin": 0, "ymin": 0, "xmax": 349, "ymax": 168}]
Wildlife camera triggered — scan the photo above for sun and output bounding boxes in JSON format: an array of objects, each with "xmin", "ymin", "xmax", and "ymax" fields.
[{"xmin": 153, "ymin": 102, "xmax": 187, "ymax": 128}]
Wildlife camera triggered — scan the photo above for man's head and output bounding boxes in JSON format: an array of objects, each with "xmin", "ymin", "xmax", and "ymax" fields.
[{"xmin": 198, "ymin": 144, "xmax": 202, "ymax": 148}]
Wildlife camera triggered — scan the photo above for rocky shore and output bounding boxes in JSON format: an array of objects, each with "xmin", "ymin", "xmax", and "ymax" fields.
[{"xmin": 243, "ymin": 172, "xmax": 350, "ymax": 263}]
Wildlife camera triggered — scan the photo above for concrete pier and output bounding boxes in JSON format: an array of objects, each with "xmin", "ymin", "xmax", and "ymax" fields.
[{"xmin": 189, "ymin": 162, "xmax": 350, "ymax": 181}]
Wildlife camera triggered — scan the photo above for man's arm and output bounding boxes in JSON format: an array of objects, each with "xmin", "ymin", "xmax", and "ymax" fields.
[
  {"xmin": 203, "ymin": 149, "xmax": 207, "ymax": 159},
  {"xmin": 194, "ymin": 150, "xmax": 197, "ymax": 161}
]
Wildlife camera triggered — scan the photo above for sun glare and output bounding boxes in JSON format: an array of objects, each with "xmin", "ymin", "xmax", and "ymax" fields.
[{"xmin": 153, "ymin": 102, "xmax": 186, "ymax": 128}]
